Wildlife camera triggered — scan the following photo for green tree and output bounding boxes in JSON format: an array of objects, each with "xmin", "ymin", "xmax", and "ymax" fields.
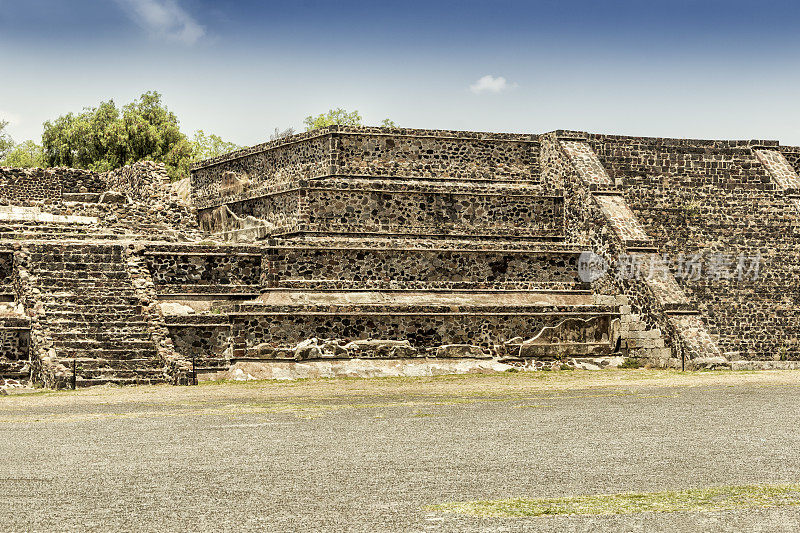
[
  {"xmin": 0, "ymin": 120, "xmax": 14, "ymax": 159},
  {"xmin": 41, "ymin": 91, "xmax": 194, "ymax": 180},
  {"xmin": 302, "ymin": 108, "xmax": 397, "ymax": 131},
  {"xmin": 1, "ymin": 140, "xmax": 45, "ymax": 168},
  {"xmin": 303, "ymin": 108, "xmax": 363, "ymax": 131},
  {"xmin": 190, "ymin": 130, "xmax": 242, "ymax": 161}
]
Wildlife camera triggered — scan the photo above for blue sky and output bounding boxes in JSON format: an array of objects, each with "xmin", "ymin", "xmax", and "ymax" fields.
[{"xmin": 1, "ymin": 0, "xmax": 800, "ymax": 146}]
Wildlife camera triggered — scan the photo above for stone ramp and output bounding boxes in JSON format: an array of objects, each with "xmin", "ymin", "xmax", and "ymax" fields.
[{"xmin": 23, "ymin": 243, "xmax": 168, "ymax": 387}]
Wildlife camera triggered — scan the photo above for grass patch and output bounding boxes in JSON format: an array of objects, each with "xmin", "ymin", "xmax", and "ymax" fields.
[{"xmin": 427, "ymin": 483, "xmax": 800, "ymax": 517}]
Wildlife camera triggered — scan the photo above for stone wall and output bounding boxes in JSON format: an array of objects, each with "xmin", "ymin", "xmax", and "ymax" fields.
[
  {"xmin": 228, "ymin": 303, "xmax": 616, "ymax": 357},
  {"xmin": 165, "ymin": 316, "xmax": 231, "ymax": 371},
  {"xmin": 190, "ymin": 126, "xmax": 540, "ymax": 209},
  {"xmin": 0, "ymin": 319, "xmax": 30, "ymax": 361},
  {"xmin": 583, "ymin": 132, "xmax": 800, "ymax": 360},
  {"xmin": 265, "ymin": 246, "xmax": 583, "ymax": 290},
  {"xmin": 334, "ymin": 129, "xmax": 539, "ymax": 181},
  {"xmin": 200, "ymin": 182, "xmax": 562, "ymax": 239},
  {"xmin": 0, "ymin": 168, "xmax": 61, "ymax": 201},
  {"xmin": 105, "ymin": 161, "xmax": 183, "ymax": 204},
  {"xmin": 1, "ymin": 162, "xmax": 187, "ymax": 204},
  {"xmin": 191, "ymin": 131, "xmax": 332, "ymax": 206},
  {"xmin": 0, "ymin": 167, "xmax": 111, "ymax": 202},
  {"xmin": 0, "ymin": 251, "xmax": 13, "ymax": 292},
  {"xmin": 144, "ymin": 247, "xmax": 262, "ymax": 290}
]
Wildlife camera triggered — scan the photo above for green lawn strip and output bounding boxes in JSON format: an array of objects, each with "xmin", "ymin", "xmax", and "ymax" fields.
[{"xmin": 428, "ymin": 484, "xmax": 800, "ymax": 517}]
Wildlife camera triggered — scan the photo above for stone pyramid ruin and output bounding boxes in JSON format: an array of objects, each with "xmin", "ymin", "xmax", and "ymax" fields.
[{"xmin": 2, "ymin": 126, "xmax": 799, "ymax": 388}]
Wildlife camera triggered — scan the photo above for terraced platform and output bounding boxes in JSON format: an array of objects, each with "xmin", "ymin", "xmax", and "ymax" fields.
[{"xmin": 5, "ymin": 125, "xmax": 795, "ymax": 387}]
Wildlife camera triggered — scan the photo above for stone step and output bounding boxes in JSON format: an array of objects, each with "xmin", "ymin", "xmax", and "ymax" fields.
[
  {"xmin": 74, "ymin": 376, "xmax": 168, "ymax": 388},
  {"xmin": 0, "ymin": 224, "xmax": 96, "ymax": 233},
  {"xmin": 30, "ymin": 249, "xmax": 125, "ymax": 257},
  {"xmin": 52, "ymin": 330, "xmax": 152, "ymax": 341},
  {"xmin": 53, "ymin": 339, "xmax": 155, "ymax": 350},
  {"xmin": 49, "ymin": 320, "xmax": 150, "ymax": 329},
  {"xmin": 45, "ymin": 311, "xmax": 143, "ymax": 322},
  {"xmin": 35, "ymin": 271, "xmax": 130, "ymax": 280},
  {"xmin": 40, "ymin": 286, "xmax": 138, "ymax": 294},
  {"xmin": 0, "ymin": 371, "xmax": 28, "ymax": 379},
  {"xmin": 40, "ymin": 295, "xmax": 140, "ymax": 305},
  {"xmin": 190, "ymin": 358, "xmax": 228, "ymax": 368},
  {"xmin": 35, "ymin": 275, "xmax": 131, "ymax": 284},
  {"xmin": 41, "ymin": 296, "xmax": 142, "ymax": 306},
  {"xmin": 47, "ymin": 315, "xmax": 145, "ymax": 325},
  {"xmin": 27, "ymin": 243, "xmax": 125, "ymax": 253},
  {"xmin": 42, "ymin": 306, "xmax": 142, "ymax": 316},
  {"xmin": 76, "ymin": 368, "xmax": 165, "ymax": 379},
  {"xmin": 0, "ymin": 358, "xmax": 28, "ymax": 377},
  {"xmin": 54, "ymin": 347, "xmax": 160, "ymax": 359},
  {"xmin": 34, "ymin": 263, "xmax": 128, "ymax": 272},
  {"xmin": 57, "ymin": 357, "xmax": 162, "ymax": 370},
  {"xmin": 195, "ymin": 366, "xmax": 229, "ymax": 373},
  {"xmin": 29, "ymin": 249, "xmax": 125, "ymax": 258},
  {"xmin": 2, "ymin": 232, "xmax": 129, "ymax": 242},
  {"xmin": 46, "ymin": 306, "xmax": 143, "ymax": 315},
  {"xmin": 34, "ymin": 255, "xmax": 127, "ymax": 262}
]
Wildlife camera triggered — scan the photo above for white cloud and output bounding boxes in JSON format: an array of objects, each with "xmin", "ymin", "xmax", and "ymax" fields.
[
  {"xmin": 115, "ymin": 0, "xmax": 205, "ymax": 45},
  {"xmin": 469, "ymin": 75, "xmax": 517, "ymax": 95}
]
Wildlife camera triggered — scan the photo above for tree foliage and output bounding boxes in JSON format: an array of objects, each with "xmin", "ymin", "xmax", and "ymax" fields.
[
  {"xmin": 0, "ymin": 120, "xmax": 14, "ymax": 159},
  {"xmin": 303, "ymin": 108, "xmax": 397, "ymax": 132},
  {"xmin": 41, "ymin": 91, "xmax": 200, "ymax": 180},
  {"xmin": 1, "ymin": 140, "xmax": 45, "ymax": 168},
  {"xmin": 190, "ymin": 130, "xmax": 242, "ymax": 161},
  {"xmin": 303, "ymin": 108, "xmax": 363, "ymax": 131}
]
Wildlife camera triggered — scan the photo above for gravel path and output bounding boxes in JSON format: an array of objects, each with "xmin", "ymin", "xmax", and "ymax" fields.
[{"xmin": 2, "ymin": 370, "xmax": 800, "ymax": 532}]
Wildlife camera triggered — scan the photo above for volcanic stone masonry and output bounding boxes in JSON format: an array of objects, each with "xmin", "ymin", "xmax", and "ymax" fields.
[{"xmin": 1, "ymin": 125, "xmax": 800, "ymax": 388}]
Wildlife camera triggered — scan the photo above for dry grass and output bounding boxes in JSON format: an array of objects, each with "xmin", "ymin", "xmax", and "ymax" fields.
[
  {"xmin": 3, "ymin": 368, "xmax": 800, "ymax": 410},
  {"xmin": 428, "ymin": 484, "xmax": 800, "ymax": 517}
]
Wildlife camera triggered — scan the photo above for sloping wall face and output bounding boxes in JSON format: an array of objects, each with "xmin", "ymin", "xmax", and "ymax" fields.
[
  {"xmin": 781, "ymin": 146, "xmax": 800, "ymax": 176},
  {"xmin": 586, "ymin": 134, "xmax": 800, "ymax": 360}
]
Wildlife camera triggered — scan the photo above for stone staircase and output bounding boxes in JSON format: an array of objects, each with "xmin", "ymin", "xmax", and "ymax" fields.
[{"xmin": 26, "ymin": 243, "xmax": 167, "ymax": 386}]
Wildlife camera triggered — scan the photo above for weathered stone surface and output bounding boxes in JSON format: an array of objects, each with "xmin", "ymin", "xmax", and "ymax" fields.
[
  {"xmin": 4, "ymin": 126, "xmax": 799, "ymax": 388},
  {"xmin": 212, "ymin": 359, "xmax": 517, "ymax": 381},
  {"xmin": 99, "ymin": 191, "xmax": 129, "ymax": 204},
  {"xmin": 158, "ymin": 302, "xmax": 195, "ymax": 316},
  {"xmin": 435, "ymin": 344, "xmax": 488, "ymax": 358}
]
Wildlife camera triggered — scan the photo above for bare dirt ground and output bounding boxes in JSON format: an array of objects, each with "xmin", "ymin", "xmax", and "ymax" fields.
[{"xmin": 3, "ymin": 369, "xmax": 800, "ymax": 532}]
